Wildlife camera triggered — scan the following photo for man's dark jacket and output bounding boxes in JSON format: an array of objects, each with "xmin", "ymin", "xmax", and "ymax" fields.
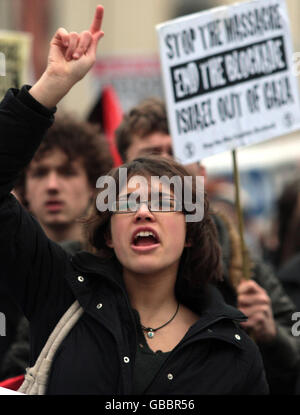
[{"xmin": 0, "ymin": 87, "xmax": 269, "ymax": 394}]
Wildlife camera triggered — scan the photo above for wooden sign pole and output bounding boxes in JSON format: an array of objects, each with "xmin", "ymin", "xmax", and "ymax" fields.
[{"xmin": 232, "ymin": 149, "xmax": 251, "ymax": 280}]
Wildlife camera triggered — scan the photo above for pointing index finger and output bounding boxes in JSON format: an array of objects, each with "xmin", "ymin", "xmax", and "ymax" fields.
[{"xmin": 90, "ymin": 5, "xmax": 104, "ymax": 34}]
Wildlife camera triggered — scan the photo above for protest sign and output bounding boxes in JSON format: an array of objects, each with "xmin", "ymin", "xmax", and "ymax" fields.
[
  {"xmin": 0, "ymin": 31, "xmax": 32, "ymax": 100},
  {"xmin": 156, "ymin": 0, "xmax": 300, "ymax": 165}
]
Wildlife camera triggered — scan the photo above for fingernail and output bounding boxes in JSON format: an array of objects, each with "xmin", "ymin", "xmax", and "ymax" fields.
[{"xmin": 73, "ymin": 53, "xmax": 79, "ymax": 59}]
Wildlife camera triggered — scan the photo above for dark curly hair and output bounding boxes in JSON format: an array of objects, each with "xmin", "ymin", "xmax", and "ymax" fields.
[
  {"xmin": 115, "ymin": 97, "xmax": 169, "ymax": 161},
  {"xmin": 85, "ymin": 156, "xmax": 223, "ymax": 290},
  {"xmin": 14, "ymin": 114, "xmax": 113, "ymax": 206}
]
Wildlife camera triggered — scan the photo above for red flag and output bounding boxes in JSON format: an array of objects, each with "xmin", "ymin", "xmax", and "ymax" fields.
[{"xmin": 101, "ymin": 85, "xmax": 123, "ymax": 167}]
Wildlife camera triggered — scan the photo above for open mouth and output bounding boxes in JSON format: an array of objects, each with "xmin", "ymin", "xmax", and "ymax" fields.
[
  {"xmin": 134, "ymin": 231, "xmax": 159, "ymax": 246},
  {"xmin": 131, "ymin": 229, "xmax": 160, "ymax": 251}
]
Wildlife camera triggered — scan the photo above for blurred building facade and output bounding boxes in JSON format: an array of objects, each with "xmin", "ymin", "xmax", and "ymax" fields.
[{"xmin": 0, "ymin": 0, "xmax": 299, "ymax": 115}]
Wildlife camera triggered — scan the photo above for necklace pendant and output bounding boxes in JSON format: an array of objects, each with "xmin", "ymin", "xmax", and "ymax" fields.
[{"xmin": 147, "ymin": 329, "xmax": 154, "ymax": 339}]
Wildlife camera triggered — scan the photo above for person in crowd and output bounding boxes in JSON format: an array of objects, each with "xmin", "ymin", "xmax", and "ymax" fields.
[
  {"xmin": 270, "ymin": 178, "xmax": 300, "ymax": 270},
  {"xmin": 275, "ymin": 179, "xmax": 300, "ymax": 315},
  {"xmin": 0, "ymin": 5, "xmax": 269, "ymax": 394},
  {"xmin": 278, "ymin": 253, "xmax": 300, "ymax": 312},
  {"xmin": 115, "ymin": 97, "xmax": 300, "ymax": 394},
  {"xmin": 269, "ymin": 177, "xmax": 300, "ymax": 394},
  {"xmin": 0, "ymin": 114, "xmax": 113, "ymax": 381},
  {"xmin": 14, "ymin": 114, "xmax": 113, "ymax": 249},
  {"xmin": 205, "ymin": 179, "xmax": 263, "ymax": 260}
]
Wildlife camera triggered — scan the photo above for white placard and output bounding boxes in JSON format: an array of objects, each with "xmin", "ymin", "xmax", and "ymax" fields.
[{"xmin": 156, "ymin": 0, "xmax": 300, "ymax": 164}]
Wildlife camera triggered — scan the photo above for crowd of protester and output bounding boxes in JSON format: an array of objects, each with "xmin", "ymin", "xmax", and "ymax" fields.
[{"xmin": 1, "ymin": 3, "xmax": 300, "ymax": 395}]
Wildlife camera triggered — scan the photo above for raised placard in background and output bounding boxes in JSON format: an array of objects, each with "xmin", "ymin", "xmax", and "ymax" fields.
[{"xmin": 157, "ymin": 0, "xmax": 300, "ymax": 164}]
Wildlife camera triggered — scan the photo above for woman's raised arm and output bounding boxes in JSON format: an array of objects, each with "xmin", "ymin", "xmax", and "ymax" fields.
[{"xmin": 0, "ymin": 5, "xmax": 105, "ymax": 317}]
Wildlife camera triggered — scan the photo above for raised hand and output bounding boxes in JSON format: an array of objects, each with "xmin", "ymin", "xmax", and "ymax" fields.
[
  {"xmin": 48, "ymin": 6, "xmax": 104, "ymax": 78},
  {"xmin": 237, "ymin": 279, "xmax": 277, "ymax": 343},
  {"xmin": 30, "ymin": 5, "xmax": 104, "ymax": 108}
]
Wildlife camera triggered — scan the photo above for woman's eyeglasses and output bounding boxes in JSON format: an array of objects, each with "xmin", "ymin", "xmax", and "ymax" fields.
[{"xmin": 111, "ymin": 198, "xmax": 182, "ymax": 213}]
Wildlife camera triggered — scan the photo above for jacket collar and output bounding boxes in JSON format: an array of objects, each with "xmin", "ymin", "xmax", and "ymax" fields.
[
  {"xmin": 71, "ymin": 251, "xmax": 124, "ymax": 287},
  {"xmin": 70, "ymin": 251, "xmax": 246, "ymax": 326}
]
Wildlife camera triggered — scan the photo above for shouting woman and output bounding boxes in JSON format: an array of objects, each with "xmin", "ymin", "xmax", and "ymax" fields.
[{"xmin": 0, "ymin": 5, "xmax": 268, "ymax": 394}]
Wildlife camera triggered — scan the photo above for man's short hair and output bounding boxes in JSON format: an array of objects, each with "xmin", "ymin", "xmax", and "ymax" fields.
[
  {"xmin": 15, "ymin": 114, "xmax": 113, "ymax": 205},
  {"xmin": 115, "ymin": 97, "xmax": 169, "ymax": 161}
]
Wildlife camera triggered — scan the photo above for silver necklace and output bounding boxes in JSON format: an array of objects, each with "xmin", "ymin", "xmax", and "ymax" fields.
[{"xmin": 141, "ymin": 302, "xmax": 180, "ymax": 339}]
